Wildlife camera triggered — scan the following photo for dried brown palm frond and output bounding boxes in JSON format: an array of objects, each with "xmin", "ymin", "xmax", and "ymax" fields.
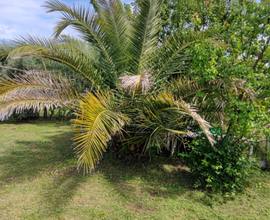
[
  {"xmin": 156, "ymin": 92, "xmax": 215, "ymax": 146},
  {"xmin": 168, "ymin": 77, "xmax": 205, "ymax": 100},
  {"xmin": 119, "ymin": 68, "xmax": 153, "ymax": 95},
  {"xmin": 231, "ymin": 78, "xmax": 258, "ymax": 103},
  {"xmin": 0, "ymin": 70, "xmax": 77, "ymax": 100},
  {"xmin": 138, "ymin": 92, "xmax": 215, "ymax": 146},
  {"xmin": 0, "ymin": 65, "xmax": 25, "ymax": 73},
  {"xmin": 0, "ymin": 69, "xmax": 78, "ymax": 120},
  {"xmin": 0, "ymin": 99, "xmax": 60, "ymax": 121},
  {"xmin": 176, "ymin": 98, "xmax": 215, "ymax": 146}
]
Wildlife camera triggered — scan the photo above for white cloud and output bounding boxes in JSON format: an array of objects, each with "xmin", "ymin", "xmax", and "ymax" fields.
[
  {"xmin": 0, "ymin": 0, "xmax": 134, "ymax": 40},
  {"xmin": 0, "ymin": 25, "xmax": 17, "ymax": 39},
  {"xmin": 0, "ymin": 0, "xmax": 89, "ymax": 40},
  {"xmin": 0, "ymin": 0, "xmax": 53, "ymax": 39}
]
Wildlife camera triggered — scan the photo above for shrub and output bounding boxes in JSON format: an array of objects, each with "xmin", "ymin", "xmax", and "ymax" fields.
[{"xmin": 180, "ymin": 135, "xmax": 254, "ymax": 194}]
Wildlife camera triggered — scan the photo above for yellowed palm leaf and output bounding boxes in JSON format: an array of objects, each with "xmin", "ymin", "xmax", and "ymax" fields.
[{"xmin": 72, "ymin": 91, "xmax": 130, "ymax": 174}]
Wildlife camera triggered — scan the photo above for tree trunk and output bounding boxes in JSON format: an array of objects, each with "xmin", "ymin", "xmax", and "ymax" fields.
[
  {"xmin": 49, "ymin": 108, "xmax": 54, "ymax": 119},
  {"xmin": 43, "ymin": 107, "xmax": 48, "ymax": 119}
]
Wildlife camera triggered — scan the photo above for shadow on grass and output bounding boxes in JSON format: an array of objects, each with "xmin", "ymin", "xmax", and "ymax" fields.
[
  {"xmin": 0, "ymin": 131, "xmax": 74, "ymax": 183},
  {"xmin": 0, "ymin": 126, "xmax": 89, "ymax": 218},
  {"xmin": 0, "ymin": 120, "xmax": 212, "ymax": 218},
  {"xmin": 94, "ymin": 155, "xmax": 227, "ymax": 209},
  {"xmin": 35, "ymin": 167, "xmax": 88, "ymax": 219},
  {"xmin": 94, "ymin": 151, "xmax": 197, "ymax": 200}
]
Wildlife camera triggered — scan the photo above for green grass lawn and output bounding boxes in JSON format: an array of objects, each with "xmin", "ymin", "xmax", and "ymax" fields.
[{"xmin": 0, "ymin": 120, "xmax": 270, "ymax": 220}]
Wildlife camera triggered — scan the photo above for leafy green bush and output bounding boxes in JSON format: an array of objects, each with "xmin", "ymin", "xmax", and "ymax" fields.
[{"xmin": 180, "ymin": 136, "xmax": 253, "ymax": 194}]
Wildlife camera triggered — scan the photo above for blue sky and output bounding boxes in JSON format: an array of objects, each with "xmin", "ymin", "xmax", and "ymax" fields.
[{"xmin": 0, "ymin": 0, "xmax": 133, "ymax": 40}]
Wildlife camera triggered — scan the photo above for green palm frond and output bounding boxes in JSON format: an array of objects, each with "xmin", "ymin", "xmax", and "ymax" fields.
[
  {"xmin": 97, "ymin": 0, "xmax": 130, "ymax": 74},
  {"xmin": 43, "ymin": 0, "xmax": 119, "ymax": 81},
  {"xmin": 7, "ymin": 36, "xmax": 102, "ymax": 87},
  {"xmin": 154, "ymin": 29, "xmax": 227, "ymax": 81},
  {"xmin": 0, "ymin": 70, "xmax": 78, "ymax": 120},
  {"xmin": 129, "ymin": 0, "xmax": 160, "ymax": 74},
  {"xmin": 72, "ymin": 91, "xmax": 130, "ymax": 174},
  {"xmin": 166, "ymin": 77, "xmax": 226, "ymax": 128},
  {"xmin": 168, "ymin": 77, "xmax": 205, "ymax": 100}
]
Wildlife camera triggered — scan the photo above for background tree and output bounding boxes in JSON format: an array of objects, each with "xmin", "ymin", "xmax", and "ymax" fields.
[
  {"xmin": 159, "ymin": 0, "xmax": 270, "ymax": 142},
  {"xmin": 158, "ymin": 0, "xmax": 270, "ymax": 191}
]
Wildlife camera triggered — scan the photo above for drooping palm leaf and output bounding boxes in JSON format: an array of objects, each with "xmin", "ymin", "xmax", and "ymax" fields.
[
  {"xmin": 141, "ymin": 92, "xmax": 216, "ymax": 146},
  {"xmin": 207, "ymin": 78, "xmax": 258, "ymax": 104},
  {"xmin": 168, "ymin": 77, "xmax": 205, "ymax": 100},
  {"xmin": 0, "ymin": 99, "xmax": 58, "ymax": 121},
  {"xmin": 7, "ymin": 36, "xmax": 102, "ymax": 87},
  {"xmin": 0, "ymin": 70, "xmax": 78, "ymax": 120},
  {"xmin": 0, "ymin": 70, "xmax": 72, "ymax": 98},
  {"xmin": 123, "ymin": 90, "xmax": 215, "ymax": 157},
  {"xmin": 72, "ymin": 91, "xmax": 130, "ymax": 173}
]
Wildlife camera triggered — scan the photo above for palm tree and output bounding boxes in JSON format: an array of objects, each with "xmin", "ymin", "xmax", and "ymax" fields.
[{"xmin": 0, "ymin": 0, "xmax": 223, "ymax": 174}]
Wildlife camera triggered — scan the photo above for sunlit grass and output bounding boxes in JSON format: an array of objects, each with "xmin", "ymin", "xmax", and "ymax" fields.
[{"xmin": 0, "ymin": 120, "xmax": 270, "ymax": 219}]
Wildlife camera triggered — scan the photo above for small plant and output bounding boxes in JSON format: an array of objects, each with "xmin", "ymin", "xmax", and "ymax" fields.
[{"xmin": 180, "ymin": 135, "xmax": 254, "ymax": 194}]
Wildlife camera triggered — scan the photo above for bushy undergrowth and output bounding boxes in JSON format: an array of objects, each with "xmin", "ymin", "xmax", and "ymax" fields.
[{"xmin": 180, "ymin": 136, "xmax": 255, "ymax": 194}]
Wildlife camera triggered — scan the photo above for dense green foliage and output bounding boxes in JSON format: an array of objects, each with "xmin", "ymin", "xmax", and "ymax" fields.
[
  {"xmin": 160, "ymin": 0, "xmax": 270, "ymax": 141},
  {"xmin": 181, "ymin": 135, "xmax": 252, "ymax": 194},
  {"xmin": 157, "ymin": 0, "xmax": 270, "ymax": 191}
]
